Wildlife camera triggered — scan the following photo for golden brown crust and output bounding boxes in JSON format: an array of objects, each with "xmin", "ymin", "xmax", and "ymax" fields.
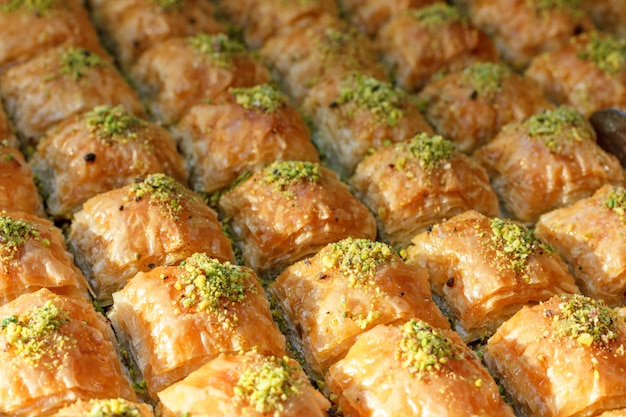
[
  {"xmin": 0, "ymin": 144, "xmax": 45, "ymax": 217},
  {"xmin": 50, "ymin": 398, "xmax": 154, "ymax": 417},
  {"xmin": 338, "ymin": 0, "xmax": 438, "ymax": 36},
  {"xmin": 583, "ymin": 0, "xmax": 626, "ymax": 39},
  {"xmin": 0, "ymin": 100, "xmax": 17, "ymax": 148}
]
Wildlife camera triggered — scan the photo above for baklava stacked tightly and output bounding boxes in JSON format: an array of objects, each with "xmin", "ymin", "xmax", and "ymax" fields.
[{"xmin": 0, "ymin": 0, "xmax": 624, "ymax": 416}]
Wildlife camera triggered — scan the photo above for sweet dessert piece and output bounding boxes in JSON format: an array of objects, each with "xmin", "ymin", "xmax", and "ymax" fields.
[
  {"xmin": 30, "ymin": 105, "xmax": 188, "ymax": 220},
  {"xmin": 157, "ymin": 352, "xmax": 331, "ymax": 417},
  {"xmin": 474, "ymin": 106, "xmax": 625, "ymax": 224},
  {"xmin": 0, "ymin": 0, "xmax": 106, "ymax": 70},
  {"xmin": 88, "ymin": 0, "xmax": 224, "ymax": 72},
  {"xmin": 485, "ymin": 294, "xmax": 626, "ymax": 417},
  {"xmin": 525, "ymin": 31, "xmax": 626, "ymax": 117},
  {"xmin": 0, "ymin": 46, "xmax": 144, "ymax": 149},
  {"xmin": 302, "ymin": 72, "xmax": 433, "ymax": 177},
  {"xmin": 351, "ymin": 133, "xmax": 499, "ymax": 249},
  {"xmin": 131, "ymin": 32, "xmax": 270, "ymax": 124},
  {"xmin": 0, "ymin": 103, "xmax": 16, "ymax": 148},
  {"xmin": 0, "ymin": 289, "xmax": 137, "ymax": 416},
  {"xmin": 269, "ymin": 237, "xmax": 449, "ymax": 377},
  {"xmin": 0, "ymin": 210, "xmax": 90, "ymax": 306},
  {"xmin": 51, "ymin": 398, "xmax": 154, "ymax": 417},
  {"xmin": 109, "ymin": 253, "xmax": 286, "ymax": 397},
  {"xmin": 68, "ymin": 173, "xmax": 235, "ymax": 304},
  {"xmin": 406, "ymin": 210, "xmax": 579, "ymax": 342},
  {"xmin": 583, "ymin": 0, "xmax": 626, "ymax": 39},
  {"xmin": 171, "ymin": 84, "xmax": 319, "ymax": 194},
  {"xmin": 0, "ymin": 142, "xmax": 45, "ymax": 217},
  {"xmin": 467, "ymin": 0, "xmax": 595, "ymax": 69},
  {"xmin": 326, "ymin": 319, "xmax": 516, "ymax": 417},
  {"xmin": 218, "ymin": 160, "xmax": 376, "ymax": 276},
  {"xmin": 536, "ymin": 184, "xmax": 626, "ymax": 307},
  {"xmin": 259, "ymin": 13, "xmax": 388, "ymax": 103},
  {"xmin": 375, "ymin": 2, "xmax": 499, "ymax": 91},
  {"xmin": 418, "ymin": 61, "xmax": 553, "ymax": 153}
]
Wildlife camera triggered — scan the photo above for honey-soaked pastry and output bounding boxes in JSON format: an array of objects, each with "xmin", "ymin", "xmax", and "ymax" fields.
[
  {"xmin": 419, "ymin": 61, "xmax": 553, "ymax": 153},
  {"xmin": 0, "ymin": 0, "xmax": 106, "ymax": 70},
  {"xmin": 598, "ymin": 411, "xmax": 626, "ymax": 417},
  {"xmin": 0, "ymin": 289, "xmax": 137, "ymax": 417},
  {"xmin": 0, "ymin": 142, "xmax": 45, "ymax": 217},
  {"xmin": 303, "ymin": 72, "xmax": 433, "ymax": 178},
  {"xmin": 30, "ymin": 105, "xmax": 188, "ymax": 220},
  {"xmin": 485, "ymin": 294, "xmax": 626, "ymax": 417},
  {"xmin": 536, "ymin": 184, "xmax": 626, "ymax": 307},
  {"xmin": 109, "ymin": 253, "xmax": 286, "ymax": 398},
  {"xmin": 0, "ymin": 210, "xmax": 90, "ymax": 306},
  {"xmin": 375, "ymin": 2, "xmax": 499, "ymax": 92},
  {"xmin": 0, "ymin": 98, "xmax": 17, "ymax": 148},
  {"xmin": 68, "ymin": 173, "xmax": 235, "ymax": 304},
  {"xmin": 583, "ymin": 0, "xmax": 626, "ymax": 39},
  {"xmin": 468, "ymin": 0, "xmax": 595, "ymax": 70},
  {"xmin": 131, "ymin": 33, "xmax": 270, "ymax": 125},
  {"xmin": 0, "ymin": 46, "xmax": 145, "ymax": 150},
  {"xmin": 269, "ymin": 238, "xmax": 449, "ymax": 377},
  {"xmin": 259, "ymin": 13, "xmax": 388, "ymax": 103},
  {"xmin": 51, "ymin": 398, "xmax": 154, "ymax": 417},
  {"xmin": 525, "ymin": 31, "xmax": 626, "ymax": 117},
  {"xmin": 88, "ymin": 0, "xmax": 224, "ymax": 72},
  {"xmin": 157, "ymin": 352, "xmax": 331, "ymax": 417},
  {"xmin": 326, "ymin": 319, "xmax": 516, "ymax": 417},
  {"xmin": 171, "ymin": 84, "xmax": 319, "ymax": 195},
  {"xmin": 218, "ymin": 161, "xmax": 376, "ymax": 277},
  {"xmin": 406, "ymin": 210, "xmax": 579, "ymax": 342},
  {"xmin": 474, "ymin": 106, "xmax": 625, "ymax": 224},
  {"xmin": 351, "ymin": 133, "xmax": 499, "ymax": 249},
  {"xmin": 217, "ymin": 0, "xmax": 339, "ymax": 49}
]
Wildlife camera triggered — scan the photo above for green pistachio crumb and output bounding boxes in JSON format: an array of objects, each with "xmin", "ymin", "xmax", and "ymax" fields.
[
  {"xmin": 397, "ymin": 319, "xmax": 463, "ymax": 376},
  {"xmin": 149, "ymin": 0, "xmax": 181, "ymax": 11},
  {"xmin": 87, "ymin": 398, "xmax": 141, "ymax": 417},
  {"xmin": 229, "ymin": 84, "xmax": 287, "ymax": 113},
  {"xmin": 0, "ymin": 214, "xmax": 42, "ymax": 263},
  {"xmin": 335, "ymin": 74, "xmax": 407, "ymax": 127},
  {"xmin": 550, "ymin": 294, "xmax": 619, "ymax": 346},
  {"xmin": 58, "ymin": 48, "xmax": 104, "ymax": 81},
  {"xmin": 188, "ymin": 33, "xmax": 246, "ymax": 68},
  {"xmin": 410, "ymin": 3, "xmax": 466, "ymax": 29},
  {"xmin": 577, "ymin": 32, "xmax": 626, "ymax": 76},
  {"xmin": 604, "ymin": 187, "xmax": 626, "ymax": 222},
  {"xmin": 0, "ymin": 0, "xmax": 55, "ymax": 13},
  {"xmin": 126, "ymin": 174, "xmax": 190, "ymax": 220},
  {"xmin": 460, "ymin": 62, "xmax": 513, "ymax": 100},
  {"xmin": 85, "ymin": 105, "xmax": 146, "ymax": 145},
  {"xmin": 524, "ymin": 106, "xmax": 592, "ymax": 152},
  {"xmin": 263, "ymin": 161, "xmax": 321, "ymax": 195},
  {"xmin": 530, "ymin": 0, "xmax": 582, "ymax": 17},
  {"xmin": 395, "ymin": 133, "xmax": 455, "ymax": 171},
  {"xmin": 233, "ymin": 356, "xmax": 305, "ymax": 416}
]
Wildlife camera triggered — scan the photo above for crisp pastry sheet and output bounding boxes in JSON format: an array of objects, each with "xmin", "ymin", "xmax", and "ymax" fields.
[
  {"xmin": 0, "ymin": 143, "xmax": 46, "ymax": 217},
  {"xmin": 50, "ymin": 398, "xmax": 154, "ymax": 417}
]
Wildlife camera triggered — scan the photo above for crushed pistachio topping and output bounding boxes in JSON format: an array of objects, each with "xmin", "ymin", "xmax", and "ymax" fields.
[
  {"xmin": 87, "ymin": 398, "xmax": 141, "ymax": 417},
  {"xmin": 174, "ymin": 253, "xmax": 254, "ymax": 327},
  {"xmin": 229, "ymin": 84, "xmax": 288, "ymax": 113},
  {"xmin": 0, "ymin": 0, "xmax": 55, "ymax": 13},
  {"xmin": 149, "ymin": 0, "xmax": 181, "ymax": 11},
  {"xmin": 524, "ymin": 106, "xmax": 592, "ymax": 151},
  {"xmin": 85, "ymin": 105, "xmax": 146, "ymax": 145},
  {"xmin": 0, "ymin": 300, "xmax": 75, "ymax": 366},
  {"xmin": 58, "ymin": 48, "xmax": 104, "ymax": 81},
  {"xmin": 550, "ymin": 294, "xmax": 619, "ymax": 346},
  {"xmin": 410, "ymin": 3, "xmax": 466, "ymax": 29},
  {"xmin": 188, "ymin": 33, "xmax": 246, "ymax": 68},
  {"xmin": 263, "ymin": 161, "xmax": 321, "ymax": 194},
  {"xmin": 335, "ymin": 74, "xmax": 407, "ymax": 127},
  {"xmin": 461, "ymin": 62, "xmax": 513, "ymax": 100},
  {"xmin": 529, "ymin": 0, "xmax": 582, "ymax": 17},
  {"xmin": 233, "ymin": 356, "xmax": 305, "ymax": 416},
  {"xmin": 604, "ymin": 187, "xmax": 626, "ymax": 222},
  {"xmin": 0, "ymin": 214, "xmax": 47, "ymax": 263},
  {"xmin": 126, "ymin": 174, "xmax": 189, "ymax": 220},
  {"xmin": 577, "ymin": 33, "xmax": 626, "ymax": 76},
  {"xmin": 398, "ymin": 319, "xmax": 463, "ymax": 375},
  {"xmin": 395, "ymin": 133, "xmax": 455, "ymax": 172},
  {"xmin": 318, "ymin": 27, "xmax": 356, "ymax": 55}
]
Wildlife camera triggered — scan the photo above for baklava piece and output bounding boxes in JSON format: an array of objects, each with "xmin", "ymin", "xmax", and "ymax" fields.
[
  {"xmin": 526, "ymin": 31, "xmax": 626, "ymax": 117},
  {"xmin": 0, "ymin": 210, "xmax": 90, "ymax": 306},
  {"xmin": 468, "ymin": 0, "xmax": 595, "ymax": 70},
  {"xmin": 583, "ymin": 0, "xmax": 626, "ymax": 39},
  {"xmin": 303, "ymin": 72, "xmax": 433, "ymax": 177},
  {"xmin": 536, "ymin": 184, "xmax": 626, "ymax": 307},
  {"xmin": 88, "ymin": 0, "xmax": 224, "ymax": 72},
  {"xmin": 51, "ymin": 398, "xmax": 154, "ymax": 417},
  {"xmin": 351, "ymin": 133, "xmax": 499, "ymax": 249},
  {"xmin": 485, "ymin": 294, "xmax": 626, "ymax": 417},
  {"xmin": 0, "ymin": 0, "xmax": 105, "ymax": 70},
  {"xmin": 0, "ymin": 142, "xmax": 45, "ymax": 217},
  {"xmin": 157, "ymin": 352, "xmax": 331, "ymax": 417},
  {"xmin": 474, "ymin": 106, "xmax": 625, "ymax": 224},
  {"xmin": 326, "ymin": 319, "xmax": 515, "ymax": 417},
  {"xmin": 218, "ymin": 161, "xmax": 376, "ymax": 276},
  {"xmin": 171, "ymin": 84, "xmax": 319, "ymax": 195},
  {"xmin": 0, "ymin": 46, "xmax": 144, "ymax": 149},
  {"xmin": 0, "ymin": 289, "xmax": 137, "ymax": 416},
  {"xmin": 0, "ymin": 103, "xmax": 16, "ymax": 147},
  {"xmin": 131, "ymin": 33, "xmax": 270, "ymax": 124},
  {"xmin": 375, "ymin": 2, "xmax": 498, "ymax": 92},
  {"xmin": 259, "ymin": 13, "xmax": 388, "ymax": 103},
  {"xmin": 30, "ymin": 105, "xmax": 187, "ymax": 220},
  {"xmin": 109, "ymin": 253, "xmax": 286, "ymax": 397},
  {"xmin": 406, "ymin": 210, "xmax": 579, "ymax": 342},
  {"xmin": 269, "ymin": 238, "xmax": 449, "ymax": 377},
  {"xmin": 419, "ymin": 62, "xmax": 553, "ymax": 153},
  {"xmin": 68, "ymin": 173, "xmax": 235, "ymax": 304}
]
